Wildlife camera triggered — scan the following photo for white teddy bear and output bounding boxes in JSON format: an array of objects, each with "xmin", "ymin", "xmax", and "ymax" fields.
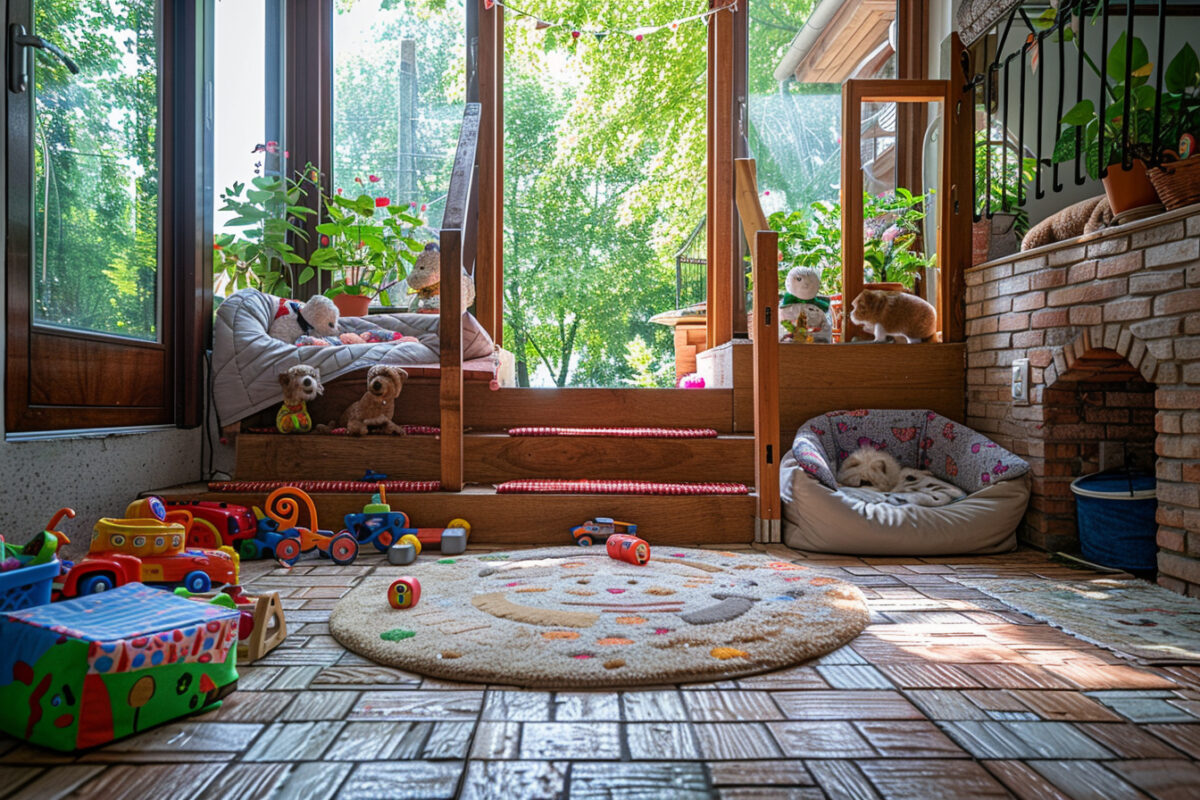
[
  {"xmin": 778, "ymin": 266, "xmax": 832, "ymax": 343},
  {"xmin": 267, "ymin": 294, "xmax": 341, "ymax": 343}
]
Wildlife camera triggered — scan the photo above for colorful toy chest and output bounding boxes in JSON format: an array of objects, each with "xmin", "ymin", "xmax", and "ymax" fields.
[{"xmin": 0, "ymin": 583, "xmax": 240, "ymax": 751}]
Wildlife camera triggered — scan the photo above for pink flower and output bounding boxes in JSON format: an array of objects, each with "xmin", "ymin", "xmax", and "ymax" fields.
[
  {"xmin": 375, "ymin": 196, "xmax": 390, "ymax": 207},
  {"xmin": 320, "ymin": 235, "xmax": 330, "ymax": 246},
  {"xmin": 420, "ymin": 204, "xmax": 427, "ymax": 212},
  {"xmin": 368, "ymin": 175, "xmax": 380, "ymax": 183},
  {"xmin": 355, "ymin": 177, "xmax": 363, "ymax": 184},
  {"xmin": 337, "ymin": 188, "xmax": 343, "ymax": 195},
  {"xmin": 881, "ymin": 225, "xmax": 901, "ymax": 243},
  {"xmin": 266, "ymin": 140, "xmax": 278, "ymax": 154}
]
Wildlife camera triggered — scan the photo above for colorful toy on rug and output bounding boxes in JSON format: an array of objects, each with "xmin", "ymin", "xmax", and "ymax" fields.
[
  {"xmin": 262, "ymin": 486, "xmax": 359, "ymax": 565},
  {"xmin": 54, "ymin": 501, "xmax": 238, "ymax": 598},
  {"xmin": 318, "ymin": 365, "xmax": 408, "ymax": 436},
  {"xmin": 606, "ymin": 533, "xmax": 651, "ymax": 566},
  {"xmin": 406, "ymin": 241, "xmax": 475, "ymax": 313},
  {"xmin": 0, "ymin": 509, "xmax": 74, "ymax": 611},
  {"xmin": 0, "ymin": 583, "xmax": 239, "ymax": 751},
  {"xmin": 779, "ymin": 267, "xmax": 832, "ymax": 343},
  {"xmin": 387, "ymin": 577, "xmax": 422, "ymax": 609},
  {"xmin": 267, "ymin": 294, "xmax": 340, "ymax": 343},
  {"xmin": 275, "ymin": 364, "xmax": 323, "ymax": 433},
  {"xmin": 344, "ymin": 485, "xmax": 470, "ymax": 555},
  {"xmin": 387, "ymin": 534, "xmax": 422, "ymax": 566},
  {"xmin": 175, "ymin": 585, "xmax": 287, "ymax": 663},
  {"xmin": 162, "ymin": 499, "xmax": 258, "ymax": 550},
  {"xmin": 848, "ymin": 288, "xmax": 937, "ymax": 343},
  {"xmin": 570, "ymin": 517, "xmax": 638, "ymax": 547}
]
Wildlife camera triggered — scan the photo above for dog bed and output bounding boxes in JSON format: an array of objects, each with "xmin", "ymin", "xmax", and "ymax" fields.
[
  {"xmin": 780, "ymin": 409, "xmax": 1030, "ymax": 555},
  {"xmin": 213, "ymin": 289, "xmax": 496, "ymax": 425}
]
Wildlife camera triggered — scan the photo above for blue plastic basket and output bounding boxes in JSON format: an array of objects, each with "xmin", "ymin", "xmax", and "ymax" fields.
[
  {"xmin": 0, "ymin": 558, "xmax": 59, "ymax": 612},
  {"xmin": 1071, "ymin": 471, "xmax": 1157, "ymax": 571}
]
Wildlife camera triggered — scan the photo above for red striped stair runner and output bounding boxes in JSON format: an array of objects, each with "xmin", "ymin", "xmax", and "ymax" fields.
[
  {"xmin": 209, "ymin": 480, "xmax": 441, "ymax": 493},
  {"xmin": 507, "ymin": 426, "xmax": 718, "ymax": 438},
  {"xmin": 495, "ymin": 479, "xmax": 749, "ymax": 496},
  {"xmin": 246, "ymin": 425, "xmax": 440, "ymax": 436}
]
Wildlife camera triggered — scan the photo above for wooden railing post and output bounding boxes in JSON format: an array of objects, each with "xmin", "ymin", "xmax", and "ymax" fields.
[
  {"xmin": 440, "ymin": 228, "xmax": 464, "ymax": 492},
  {"xmin": 751, "ymin": 230, "xmax": 781, "ymax": 544}
]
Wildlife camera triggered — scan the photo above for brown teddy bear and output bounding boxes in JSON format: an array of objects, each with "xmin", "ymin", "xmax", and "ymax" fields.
[
  {"xmin": 1021, "ymin": 195, "xmax": 1113, "ymax": 250},
  {"xmin": 324, "ymin": 365, "xmax": 408, "ymax": 436}
]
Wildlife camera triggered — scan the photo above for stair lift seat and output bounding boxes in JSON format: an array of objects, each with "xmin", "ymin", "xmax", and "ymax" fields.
[{"xmin": 780, "ymin": 409, "xmax": 1030, "ymax": 555}]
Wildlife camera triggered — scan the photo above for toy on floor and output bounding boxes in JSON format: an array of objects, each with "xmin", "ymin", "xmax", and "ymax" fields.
[
  {"xmin": 263, "ymin": 486, "xmax": 359, "ymax": 565},
  {"xmin": 275, "ymin": 364, "xmax": 324, "ymax": 434},
  {"xmin": 606, "ymin": 533, "xmax": 651, "ymax": 565},
  {"xmin": 387, "ymin": 534, "xmax": 423, "ymax": 566},
  {"xmin": 387, "ymin": 576, "xmax": 421, "ymax": 609},
  {"xmin": 406, "ymin": 242, "xmax": 475, "ymax": 313},
  {"xmin": 779, "ymin": 267, "xmax": 832, "ymax": 343},
  {"xmin": 162, "ymin": 499, "xmax": 258, "ymax": 550},
  {"xmin": 0, "ymin": 509, "xmax": 74, "ymax": 611},
  {"xmin": 848, "ymin": 289, "xmax": 937, "ymax": 343},
  {"xmin": 320, "ymin": 365, "xmax": 408, "ymax": 436},
  {"xmin": 571, "ymin": 517, "xmax": 638, "ymax": 546},
  {"xmin": 176, "ymin": 584, "xmax": 288, "ymax": 663},
  {"xmin": 0, "ymin": 583, "xmax": 239, "ymax": 751},
  {"xmin": 345, "ymin": 485, "xmax": 470, "ymax": 554},
  {"xmin": 267, "ymin": 294, "xmax": 340, "ymax": 342}
]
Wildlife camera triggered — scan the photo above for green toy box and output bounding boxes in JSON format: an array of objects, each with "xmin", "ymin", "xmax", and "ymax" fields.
[{"xmin": 0, "ymin": 582, "xmax": 240, "ymax": 751}]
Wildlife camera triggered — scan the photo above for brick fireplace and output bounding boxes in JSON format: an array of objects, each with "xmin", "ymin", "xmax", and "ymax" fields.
[{"xmin": 964, "ymin": 207, "xmax": 1200, "ymax": 595}]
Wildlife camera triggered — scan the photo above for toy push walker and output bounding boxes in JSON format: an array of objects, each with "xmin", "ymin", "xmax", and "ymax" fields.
[{"xmin": 343, "ymin": 486, "xmax": 470, "ymax": 562}]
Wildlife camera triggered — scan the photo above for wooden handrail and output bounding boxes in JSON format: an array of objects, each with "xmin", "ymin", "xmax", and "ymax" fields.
[{"xmin": 440, "ymin": 103, "xmax": 481, "ymax": 492}]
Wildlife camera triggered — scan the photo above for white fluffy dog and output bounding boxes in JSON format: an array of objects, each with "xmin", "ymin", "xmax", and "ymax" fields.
[
  {"xmin": 837, "ymin": 447, "xmax": 904, "ymax": 491},
  {"xmin": 837, "ymin": 446, "xmax": 965, "ymax": 507},
  {"xmin": 268, "ymin": 294, "xmax": 340, "ymax": 343}
]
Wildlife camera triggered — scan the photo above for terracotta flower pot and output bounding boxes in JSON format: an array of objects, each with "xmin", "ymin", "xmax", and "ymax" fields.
[
  {"xmin": 1101, "ymin": 159, "xmax": 1161, "ymax": 218},
  {"xmin": 863, "ymin": 281, "xmax": 907, "ymax": 293},
  {"xmin": 332, "ymin": 292, "xmax": 371, "ymax": 318}
]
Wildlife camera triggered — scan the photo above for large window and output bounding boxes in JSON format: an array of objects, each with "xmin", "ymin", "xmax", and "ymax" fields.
[{"xmin": 5, "ymin": 0, "xmax": 204, "ymax": 432}]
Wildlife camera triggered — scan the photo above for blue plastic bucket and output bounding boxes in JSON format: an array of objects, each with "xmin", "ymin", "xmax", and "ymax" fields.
[
  {"xmin": 0, "ymin": 558, "xmax": 59, "ymax": 612},
  {"xmin": 1070, "ymin": 471, "xmax": 1157, "ymax": 571}
]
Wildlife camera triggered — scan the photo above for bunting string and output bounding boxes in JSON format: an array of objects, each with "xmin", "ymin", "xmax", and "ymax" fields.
[{"xmin": 483, "ymin": 0, "xmax": 736, "ymax": 43}]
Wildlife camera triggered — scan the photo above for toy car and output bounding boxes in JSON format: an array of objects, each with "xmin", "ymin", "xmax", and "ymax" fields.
[
  {"xmin": 344, "ymin": 486, "xmax": 469, "ymax": 555},
  {"xmin": 571, "ymin": 517, "xmax": 638, "ymax": 546},
  {"xmin": 161, "ymin": 500, "xmax": 258, "ymax": 550},
  {"xmin": 55, "ymin": 517, "xmax": 238, "ymax": 598}
]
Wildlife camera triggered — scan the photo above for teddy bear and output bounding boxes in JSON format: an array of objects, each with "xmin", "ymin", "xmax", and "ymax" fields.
[
  {"xmin": 275, "ymin": 365, "xmax": 323, "ymax": 434},
  {"xmin": 406, "ymin": 242, "xmax": 476, "ymax": 313},
  {"xmin": 268, "ymin": 295, "xmax": 340, "ymax": 343},
  {"xmin": 778, "ymin": 266, "xmax": 832, "ymax": 343},
  {"xmin": 1021, "ymin": 195, "xmax": 1113, "ymax": 250}
]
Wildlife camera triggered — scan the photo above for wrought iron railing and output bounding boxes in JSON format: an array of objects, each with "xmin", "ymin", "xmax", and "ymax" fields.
[
  {"xmin": 964, "ymin": 0, "xmax": 1200, "ymax": 221},
  {"xmin": 673, "ymin": 217, "xmax": 707, "ymax": 310}
]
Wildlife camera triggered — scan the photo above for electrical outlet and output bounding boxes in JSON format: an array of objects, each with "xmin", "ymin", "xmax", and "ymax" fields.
[{"xmin": 1011, "ymin": 358, "xmax": 1030, "ymax": 405}]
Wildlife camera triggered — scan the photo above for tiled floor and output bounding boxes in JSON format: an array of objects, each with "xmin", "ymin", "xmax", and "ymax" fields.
[{"xmin": 4, "ymin": 547, "xmax": 1200, "ymax": 799}]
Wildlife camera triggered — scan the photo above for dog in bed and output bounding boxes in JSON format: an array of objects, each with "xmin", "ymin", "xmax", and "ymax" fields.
[
  {"xmin": 837, "ymin": 447, "xmax": 965, "ymax": 507},
  {"xmin": 322, "ymin": 365, "xmax": 408, "ymax": 436}
]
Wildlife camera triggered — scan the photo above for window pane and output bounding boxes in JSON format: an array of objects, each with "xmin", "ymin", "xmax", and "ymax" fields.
[
  {"xmin": 33, "ymin": 0, "xmax": 159, "ymax": 341},
  {"xmin": 332, "ymin": 0, "xmax": 465, "ymax": 224}
]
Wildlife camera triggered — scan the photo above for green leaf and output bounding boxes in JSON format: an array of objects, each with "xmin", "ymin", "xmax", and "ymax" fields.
[
  {"xmin": 298, "ymin": 267, "xmax": 315, "ymax": 284},
  {"xmin": 251, "ymin": 176, "xmax": 283, "ymax": 190},
  {"xmin": 1052, "ymin": 127, "xmax": 1080, "ymax": 163},
  {"xmin": 1166, "ymin": 43, "xmax": 1200, "ymax": 93},
  {"xmin": 1060, "ymin": 99, "xmax": 1095, "ymax": 126},
  {"xmin": 1107, "ymin": 32, "xmax": 1150, "ymax": 83},
  {"xmin": 315, "ymin": 222, "xmax": 342, "ymax": 235},
  {"xmin": 246, "ymin": 189, "xmax": 275, "ymax": 203}
]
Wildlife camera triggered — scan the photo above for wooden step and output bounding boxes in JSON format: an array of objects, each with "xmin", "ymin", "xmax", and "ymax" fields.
[
  {"xmin": 153, "ymin": 483, "xmax": 755, "ymax": 547},
  {"xmin": 233, "ymin": 432, "xmax": 756, "ymax": 483}
]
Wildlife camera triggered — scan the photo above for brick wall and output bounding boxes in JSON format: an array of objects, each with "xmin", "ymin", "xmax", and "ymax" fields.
[{"xmin": 964, "ymin": 208, "xmax": 1200, "ymax": 595}]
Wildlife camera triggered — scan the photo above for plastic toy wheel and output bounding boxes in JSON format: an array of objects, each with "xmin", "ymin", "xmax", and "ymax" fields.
[
  {"xmin": 275, "ymin": 538, "xmax": 301, "ymax": 564},
  {"xmin": 78, "ymin": 573, "xmax": 115, "ymax": 595},
  {"xmin": 183, "ymin": 571, "xmax": 212, "ymax": 593},
  {"xmin": 329, "ymin": 533, "xmax": 358, "ymax": 565},
  {"xmin": 239, "ymin": 540, "xmax": 259, "ymax": 560},
  {"xmin": 399, "ymin": 533, "xmax": 422, "ymax": 556},
  {"xmin": 373, "ymin": 530, "xmax": 394, "ymax": 552},
  {"xmin": 576, "ymin": 534, "xmax": 593, "ymax": 546},
  {"xmin": 447, "ymin": 518, "xmax": 471, "ymax": 533},
  {"xmin": 188, "ymin": 519, "xmax": 222, "ymax": 549}
]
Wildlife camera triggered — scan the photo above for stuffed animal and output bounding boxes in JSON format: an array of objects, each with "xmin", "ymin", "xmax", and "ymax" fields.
[
  {"xmin": 1021, "ymin": 195, "xmax": 1113, "ymax": 250},
  {"xmin": 268, "ymin": 295, "xmax": 340, "ymax": 343},
  {"xmin": 406, "ymin": 242, "xmax": 476, "ymax": 312},
  {"xmin": 849, "ymin": 289, "xmax": 937, "ymax": 343},
  {"xmin": 275, "ymin": 365, "xmax": 323, "ymax": 434},
  {"xmin": 322, "ymin": 365, "xmax": 408, "ymax": 436},
  {"xmin": 778, "ymin": 267, "xmax": 832, "ymax": 343},
  {"xmin": 294, "ymin": 330, "xmax": 418, "ymax": 348}
]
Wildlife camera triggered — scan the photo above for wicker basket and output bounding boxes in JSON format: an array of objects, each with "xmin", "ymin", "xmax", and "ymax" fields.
[{"xmin": 1147, "ymin": 155, "xmax": 1200, "ymax": 210}]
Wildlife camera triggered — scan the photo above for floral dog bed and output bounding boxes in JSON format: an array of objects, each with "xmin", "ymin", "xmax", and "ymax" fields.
[{"xmin": 780, "ymin": 409, "xmax": 1031, "ymax": 555}]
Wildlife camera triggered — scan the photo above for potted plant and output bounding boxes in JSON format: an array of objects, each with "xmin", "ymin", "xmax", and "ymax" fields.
[
  {"xmin": 308, "ymin": 176, "xmax": 427, "ymax": 317},
  {"xmin": 213, "ymin": 163, "xmax": 317, "ymax": 297},
  {"xmin": 973, "ymin": 128, "xmax": 1036, "ymax": 264},
  {"xmin": 861, "ymin": 188, "xmax": 937, "ymax": 291},
  {"xmin": 769, "ymin": 200, "xmax": 843, "ymax": 338}
]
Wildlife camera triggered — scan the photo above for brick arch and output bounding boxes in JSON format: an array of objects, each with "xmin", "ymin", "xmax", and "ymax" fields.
[{"xmin": 1039, "ymin": 324, "xmax": 1161, "ymax": 394}]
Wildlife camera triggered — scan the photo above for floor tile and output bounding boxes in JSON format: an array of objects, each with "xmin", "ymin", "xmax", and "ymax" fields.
[
  {"xmin": 772, "ymin": 690, "xmax": 924, "ymax": 720},
  {"xmin": 766, "ymin": 721, "xmax": 874, "ymax": 758},
  {"xmin": 877, "ymin": 664, "xmax": 982, "ymax": 689},
  {"xmin": 340, "ymin": 761, "xmax": 463, "ymax": 800},
  {"xmin": 1090, "ymin": 695, "xmax": 1198, "ymax": 723},
  {"xmin": 553, "ymin": 692, "xmax": 620, "ymax": 721},
  {"xmin": 1105, "ymin": 758, "xmax": 1200, "ymax": 800},
  {"xmin": 707, "ymin": 759, "xmax": 813, "ymax": 787},
  {"xmin": 939, "ymin": 720, "xmax": 1113, "ymax": 759},
  {"xmin": 1047, "ymin": 663, "xmax": 1180, "ymax": 690},
  {"xmin": 692, "ymin": 723, "xmax": 782, "ymax": 760},
  {"xmin": 1076, "ymin": 722, "xmax": 1190, "ymax": 759},
  {"xmin": 68, "ymin": 764, "xmax": 225, "ymax": 800},
  {"xmin": 480, "ymin": 691, "xmax": 551, "ymax": 722},
  {"xmin": 459, "ymin": 761, "xmax": 567, "ymax": 800},
  {"xmin": 81, "ymin": 722, "xmax": 262, "ymax": 758},
  {"xmin": 683, "ymin": 691, "xmax": 783, "ymax": 721},
  {"xmin": 279, "ymin": 690, "xmax": 360, "ymax": 721},
  {"xmin": 205, "ymin": 690, "xmax": 298, "ymax": 722},
  {"xmin": 625, "ymin": 723, "xmax": 701, "ymax": 760},
  {"xmin": 1144, "ymin": 723, "xmax": 1200, "ymax": 758},
  {"xmin": 904, "ymin": 690, "xmax": 992, "ymax": 721},
  {"xmin": 622, "ymin": 690, "xmax": 689, "ymax": 721},
  {"xmin": 816, "ymin": 665, "xmax": 895, "ymax": 689},
  {"xmin": 243, "ymin": 721, "xmax": 344, "ymax": 762},
  {"xmin": 519, "ymin": 723, "xmax": 621, "ymax": 760},
  {"xmin": 851, "ymin": 720, "xmax": 968, "ymax": 758},
  {"xmin": 983, "ymin": 760, "xmax": 1072, "ymax": 800},
  {"xmin": 204, "ymin": 763, "xmax": 294, "ymax": 799},
  {"xmin": 350, "ymin": 691, "xmax": 484, "ymax": 721},
  {"xmin": 734, "ymin": 666, "xmax": 829, "ymax": 690},
  {"xmin": 717, "ymin": 788, "xmax": 823, "ymax": 800},
  {"xmin": 0, "ymin": 767, "xmax": 41, "ymax": 798},
  {"xmin": 322, "ymin": 722, "xmax": 428, "ymax": 761},
  {"xmin": 958, "ymin": 663, "xmax": 1075, "ymax": 690},
  {"xmin": 1028, "ymin": 760, "xmax": 1150, "ymax": 800},
  {"xmin": 804, "ymin": 760, "xmax": 880, "ymax": 800},
  {"xmin": 857, "ymin": 759, "xmax": 1011, "ymax": 800},
  {"xmin": 569, "ymin": 762, "xmax": 709, "ymax": 799},
  {"xmin": 1010, "ymin": 690, "xmax": 1123, "ymax": 721}
]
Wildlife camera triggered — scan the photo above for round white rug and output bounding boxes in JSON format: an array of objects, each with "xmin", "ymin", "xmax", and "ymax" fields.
[{"xmin": 330, "ymin": 547, "xmax": 869, "ymax": 688}]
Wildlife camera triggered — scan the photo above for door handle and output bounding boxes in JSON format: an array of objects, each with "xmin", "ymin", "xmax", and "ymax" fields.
[{"xmin": 8, "ymin": 23, "xmax": 80, "ymax": 94}]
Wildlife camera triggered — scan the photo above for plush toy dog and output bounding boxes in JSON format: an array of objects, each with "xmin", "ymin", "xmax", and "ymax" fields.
[
  {"xmin": 778, "ymin": 266, "xmax": 832, "ymax": 343},
  {"xmin": 1021, "ymin": 195, "xmax": 1113, "ymax": 250},
  {"xmin": 275, "ymin": 365, "xmax": 324, "ymax": 434},
  {"xmin": 268, "ymin": 295, "xmax": 340, "ymax": 343},
  {"xmin": 332, "ymin": 365, "xmax": 408, "ymax": 436},
  {"xmin": 406, "ymin": 242, "xmax": 476, "ymax": 312}
]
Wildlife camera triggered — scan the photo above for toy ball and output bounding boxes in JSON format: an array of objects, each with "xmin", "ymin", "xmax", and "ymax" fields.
[
  {"xmin": 607, "ymin": 534, "xmax": 651, "ymax": 566},
  {"xmin": 388, "ymin": 576, "xmax": 421, "ymax": 609}
]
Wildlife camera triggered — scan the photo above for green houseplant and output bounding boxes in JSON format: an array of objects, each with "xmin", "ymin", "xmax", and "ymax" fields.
[{"xmin": 974, "ymin": 128, "xmax": 1037, "ymax": 264}]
